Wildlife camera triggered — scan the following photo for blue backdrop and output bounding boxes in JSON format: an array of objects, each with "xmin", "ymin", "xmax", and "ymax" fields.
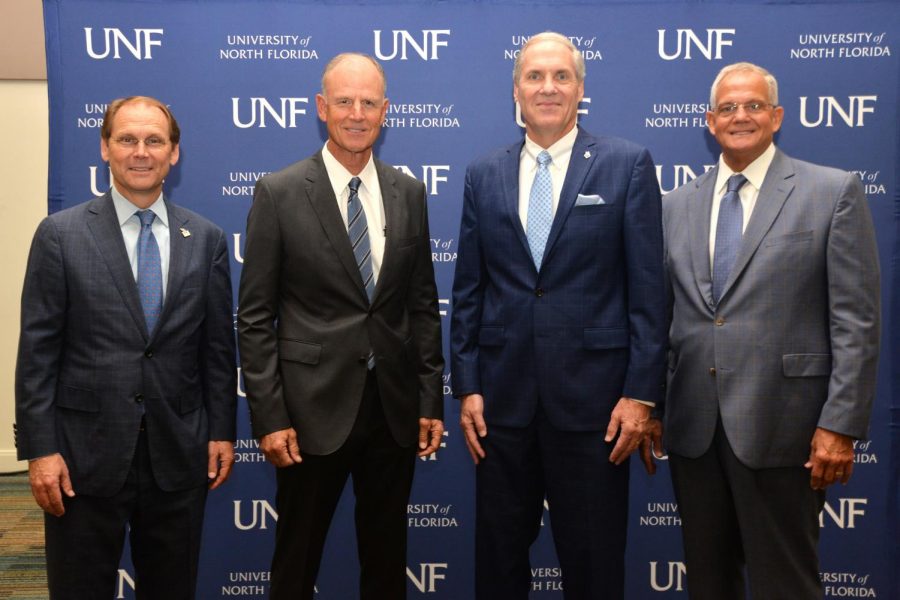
[{"xmin": 42, "ymin": 0, "xmax": 899, "ymax": 598}]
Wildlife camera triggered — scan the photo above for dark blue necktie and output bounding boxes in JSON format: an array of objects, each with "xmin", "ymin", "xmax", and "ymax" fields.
[
  {"xmin": 347, "ymin": 177, "xmax": 375, "ymax": 368},
  {"xmin": 712, "ymin": 174, "xmax": 748, "ymax": 304},
  {"xmin": 526, "ymin": 150, "xmax": 553, "ymax": 269},
  {"xmin": 136, "ymin": 210, "xmax": 162, "ymax": 332}
]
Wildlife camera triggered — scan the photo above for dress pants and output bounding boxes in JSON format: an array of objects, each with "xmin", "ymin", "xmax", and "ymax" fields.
[
  {"xmin": 44, "ymin": 424, "xmax": 208, "ymax": 600},
  {"xmin": 475, "ymin": 409, "xmax": 630, "ymax": 600},
  {"xmin": 269, "ymin": 370, "xmax": 417, "ymax": 600},
  {"xmin": 669, "ymin": 418, "xmax": 826, "ymax": 600}
]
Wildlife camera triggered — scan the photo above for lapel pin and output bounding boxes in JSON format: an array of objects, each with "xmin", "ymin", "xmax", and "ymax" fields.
[
  {"xmin": 180, "ymin": 228, "xmax": 191, "ymax": 238},
  {"xmin": 584, "ymin": 151, "xmax": 591, "ymax": 159}
]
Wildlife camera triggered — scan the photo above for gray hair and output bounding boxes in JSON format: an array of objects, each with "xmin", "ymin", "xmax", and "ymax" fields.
[
  {"xmin": 513, "ymin": 31, "xmax": 585, "ymax": 84},
  {"xmin": 320, "ymin": 52, "xmax": 387, "ymax": 97},
  {"xmin": 709, "ymin": 62, "xmax": 778, "ymax": 107}
]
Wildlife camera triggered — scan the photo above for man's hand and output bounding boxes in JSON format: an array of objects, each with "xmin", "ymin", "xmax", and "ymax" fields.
[
  {"xmin": 605, "ymin": 397, "xmax": 652, "ymax": 465},
  {"xmin": 459, "ymin": 393, "xmax": 487, "ymax": 464},
  {"xmin": 259, "ymin": 427, "xmax": 302, "ymax": 467},
  {"xmin": 805, "ymin": 427, "xmax": 854, "ymax": 490},
  {"xmin": 207, "ymin": 441, "xmax": 235, "ymax": 489},
  {"xmin": 418, "ymin": 418, "xmax": 444, "ymax": 457},
  {"xmin": 28, "ymin": 454, "xmax": 75, "ymax": 516},
  {"xmin": 639, "ymin": 418, "xmax": 665, "ymax": 475}
]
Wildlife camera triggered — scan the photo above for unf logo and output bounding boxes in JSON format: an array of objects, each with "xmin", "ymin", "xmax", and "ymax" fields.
[
  {"xmin": 84, "ymin": 27, "xmax": 163, "ymax": 60},
  {"xmin": 819, "ymin": 498, "xmax": 867, "ymax": 529},
  {"xmin": 649, "ymin": 561, "xmax": 686, "ymax": 592},
  {"xmin": 232, "ymin": 97, "xmax": 309, "ymax": 128},
  {"xmin": 799, "ymin": 96, "xmax": 876, "ymax": 128},
  {"xmin": 373, "ymin": 30, "xmax": 450, "ymax": 60},
  {"xmin": 655, "ymin": 164, "xmax": 716, "ymax": 195},
  {"xmin": 657, "ymin": 29, "xmax": 735, "ymax": 60},
  {"xmin": 116, "ymin": 568, "xmax": 135, "ymax": 599},
  {"xmin": 234, "ymin": 499, "xmax": 278, "ymax": 530},
  {"xmin": 406, "ymin": 563, "xmax": 447, "ymax": 592},
  {"xmin": 394, "ymin": 165, "xmax": 450, "ymax": 196}
]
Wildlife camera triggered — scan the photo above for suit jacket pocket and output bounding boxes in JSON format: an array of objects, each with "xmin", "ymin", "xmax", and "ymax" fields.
[
  {"xmin": 395, "ymin": 236, "xmax": 418, "ymax": 249},
  {"xmin": 279, "ymin": 339, "xmax": 322, "ymax": 365},
  {"xmin": 584, "ymin": 327, "xmax": 629, "ymax": 350},
  {"xmin": 783, "ymin": 353, "xmax": 831, "ymax": 377},
  {"xmin": 478, "ymin": 326, "xmax": 505, "ymax": 347},
  {"xmin": 178, "ymin": 387, "xmax": 203, "ymax": 415},
  {"xmin": 572, "ymin": 203, "xmax": 613, "ymax": 215},
  {"xmin": 764, "ymin": 230, "xmax": 813, "ymax": 247},
  {"xmin": 56, "ymin": 385, "xmax": 99, "ymax": 412}
]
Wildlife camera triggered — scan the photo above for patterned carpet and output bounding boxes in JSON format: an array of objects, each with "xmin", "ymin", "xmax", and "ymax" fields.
[{"xmin": 0, "ymin": 472, "xmax": 48, "ymax": 599}]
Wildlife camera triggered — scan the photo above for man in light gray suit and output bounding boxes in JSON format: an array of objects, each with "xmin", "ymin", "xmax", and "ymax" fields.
[{"xmin": 654, "ymin": 62, "xmax": 880, "ymax": 599}]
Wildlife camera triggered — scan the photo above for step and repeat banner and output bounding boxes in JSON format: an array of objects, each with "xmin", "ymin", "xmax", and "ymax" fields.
[{"xmin": 43, "ymin": 1, "xmax": 899, "ymax": 598}]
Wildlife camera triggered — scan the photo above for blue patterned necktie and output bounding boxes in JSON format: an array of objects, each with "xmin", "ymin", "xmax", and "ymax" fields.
[
  {"xmin": 527, "ymin": 150, "xmax": 553, "ymax": 269},
  {"xmin": 347, "ymin": 177, "xmax": 375, "ymax": 368},
  {"xmin": 136, "ymin": 210, "xmax": 162, "ymax": 333},
  {"xmin": 712, "ymin": 173, "xmax": 748, "ymax": 304}
]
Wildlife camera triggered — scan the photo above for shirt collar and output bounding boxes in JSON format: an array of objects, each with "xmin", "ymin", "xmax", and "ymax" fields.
[
  {"xmin": 522, "ymin": 124, "xmax": 579, "ymax": 168},
  {"xmin": 321, "ymin": 143, "xmax": 379, "ymax": 198},
  {"xmin": 715, "ymin": 143, "xmax": 777, "ymax": 194},
  {"xmin": 110, "ymin": 186, "xmax": 168, "ymax": 228}
]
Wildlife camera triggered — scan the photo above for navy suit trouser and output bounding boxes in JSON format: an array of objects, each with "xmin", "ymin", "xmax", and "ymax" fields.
[
  {"xmin": 475, "ymin": 409, "xmax": 630, "ymax": 600},
  {"xmin": 44, "ymin": 425, "xmax": 208, "ymax": 600}
]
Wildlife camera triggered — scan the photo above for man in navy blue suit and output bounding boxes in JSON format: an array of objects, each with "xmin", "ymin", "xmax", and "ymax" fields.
[
  {"xmin": 451, "ymin": 32, "xmax": 667, "ymax": 599},
  {"xmin": 16, "ymin": 96, "xmax": 236, "ymax": 599}
]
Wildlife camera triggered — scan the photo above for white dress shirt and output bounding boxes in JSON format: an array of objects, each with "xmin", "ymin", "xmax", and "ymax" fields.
[
  {"xmin": 111, "ymin": 185, "xmax": 170, "ymax": 297},
  {"xmin": 321, "ymin": 144, "xmax": 386, "ymax": 283},
  {"xmin": 518, "ymin": 125, "xmax": 578, "ymax": 231}
]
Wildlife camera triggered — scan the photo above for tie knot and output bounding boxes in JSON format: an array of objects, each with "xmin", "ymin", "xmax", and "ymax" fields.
[
  {"xmin": 137, "ymin": 210, "xmax": 155, "ymax": 228},
  {"xmin": 348, "ymin": 177, "xmax": 361, "ymax": 195},
  {"xmin": 727, "ymin": 173, "xmax": 747, "ymax": 194},
  {"xmin": 536, "ymin": 150, "xmax": 552, "ymax": 168}
]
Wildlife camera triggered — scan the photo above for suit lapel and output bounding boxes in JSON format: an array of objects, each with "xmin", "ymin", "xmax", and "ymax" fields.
[
  {"xmin": 500, "ymin": 142, "xmax": 529, "ymax": 262},
  {"xmin": 543, "ymin": 129, "xmax": 596, "ymax": 267},
  {"xmin": 86, "ymin": 193, "xmax": 149, "ymax": 339},
  {"xmin": 306, "ymin": 152, "xmax": 369, "ymax": 303},
  {"xmin": 156, "ymin": 201, "xmax": 194, "ymax": 337},
  {"xmin": 689, "ymin": 169, "xmax": 717, "ymax": 309},
  {"xmin": 719, "ymin": 150, "xmax": 795, "ymax": 302}
]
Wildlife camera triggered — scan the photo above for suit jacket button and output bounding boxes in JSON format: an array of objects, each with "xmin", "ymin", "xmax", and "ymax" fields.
[
  {"xmin": 535, "ymin": 288, "xmax": 544, "ymax": 297},
  {"xmin": 715, "ymin": 317, "xmax": 725, "ymax": 326},
  {"xmin": 708, "ymin": 368, "xmax": 716, "ymax": 377},
  {"xmin": 135, "ymin": 393, "xmax": 144, "ymax": 403},
  {"xmin": 358, "ymin": 355, "xmax": 368, "ymax": 363},
  {"xmin": 145, "ymin": 349, "xmax": 154, "ymax": 358}
]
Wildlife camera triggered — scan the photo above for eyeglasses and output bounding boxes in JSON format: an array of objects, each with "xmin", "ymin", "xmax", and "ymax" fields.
[
  {"xmin": 713, "ymin": 102, "xmax": 775, "ymax": 117},
  {"xmin": 113, "ymin": 135, "xmax": 170, "ymax": 149},
  {"xmin": 328, "ymin": 98, "xmax": 384, "ymax": 113}
]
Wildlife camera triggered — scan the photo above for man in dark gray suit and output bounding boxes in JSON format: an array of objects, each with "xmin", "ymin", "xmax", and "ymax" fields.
[
  {"xmin": 16, "ymin": 96, "xmax": 237, "ymax": 599},
  {"xmin": 655, "ymin": 62, "xmax": 880, "ymax": 599},
  {"xmin": 237, "ymin": 53, "xmax": 444, "ymax": 600}
]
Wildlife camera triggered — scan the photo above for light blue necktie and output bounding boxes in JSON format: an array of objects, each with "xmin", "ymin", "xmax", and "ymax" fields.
[
  {"xmin": 527, "ymin": 150, "xmax": 553, "ymax": 269},
  {"xmin": 347, "ymin": 177, "xmax": 376, "ymax": 368},
  {"xmin": 136, "ymin": 210, "xmax": 162, "ymax": 333},
  {"xmin": 712, "ymin": 173, "xmax": 748, "ymax": 304}
]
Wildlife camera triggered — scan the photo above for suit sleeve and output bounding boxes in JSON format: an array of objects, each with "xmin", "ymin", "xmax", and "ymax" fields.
[
  {"xmin": 237, "ymin": 178, "xmax": 292, "ymax": 438},
  {"xmin": 200, "ymin": 228, "xmax": 238, "ymax": 441},
  {"xmin": 620, "ymin": 148, "xmax": 668, "ymax": 405},
  {"xmin": 818, "ymin": 172, "xmax": 880, "ymax": 438},
  {"xmin": 15, "ymin": 218, "xmax": 67, "ymax": 460},
  {"xmin": 449, "ymin": 165, "xmax": 484, "ymax": 397},
  {"xmin": 406, "ymin": 184, "xmax": 445, "ymax": 419}
]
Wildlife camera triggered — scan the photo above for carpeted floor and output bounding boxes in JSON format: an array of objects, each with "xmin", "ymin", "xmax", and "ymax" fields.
[{"xmin": 0, "ymin": 472, "xmax": 47, "ymax": 599}]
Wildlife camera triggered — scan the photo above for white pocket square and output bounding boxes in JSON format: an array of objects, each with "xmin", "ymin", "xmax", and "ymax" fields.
[{"xmin": 575, "ymin": 193, "xmax": 605, "ymax": 206}]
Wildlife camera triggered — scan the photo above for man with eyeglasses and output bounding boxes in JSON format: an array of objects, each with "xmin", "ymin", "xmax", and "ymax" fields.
[
  {"xmin": 652, "ymin": 62, "xmax": 879, "ymax": 598},
  {"xmin": 16, "ymin": 96, "xmax": 237, "ymax": 598},
  {"xmin": 238, "ymin": 53, "xmax": 443, "ymax": 599}
]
